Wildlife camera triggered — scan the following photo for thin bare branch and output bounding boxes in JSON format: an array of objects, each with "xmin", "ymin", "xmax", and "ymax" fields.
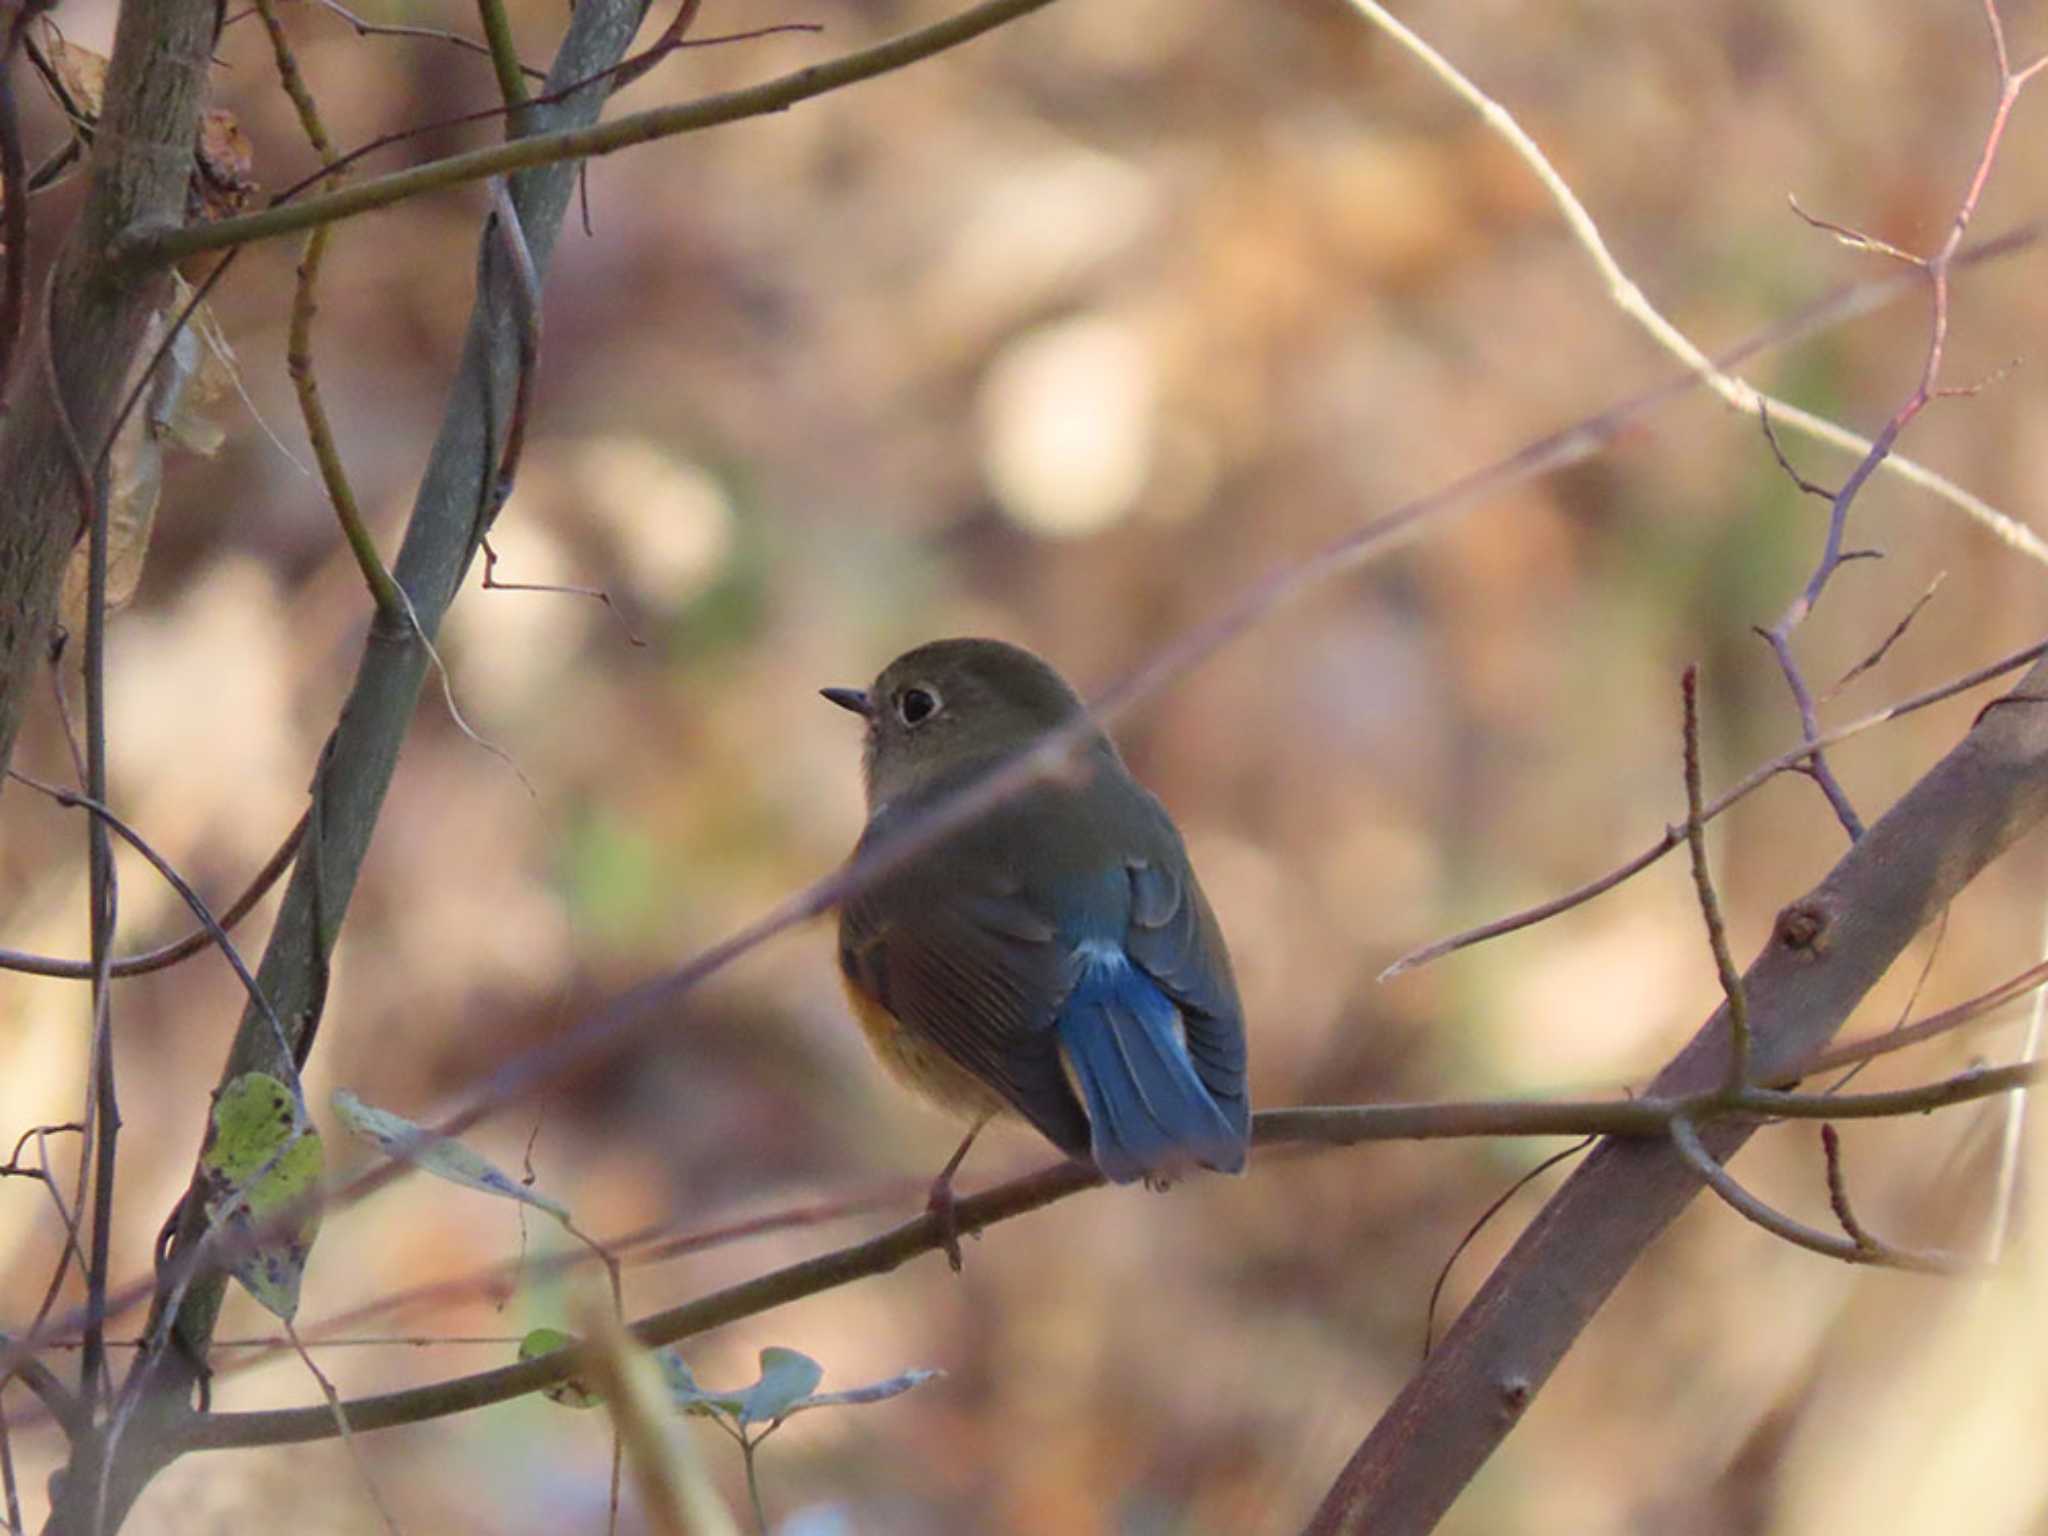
[
  {"xmin": 0, "ymin": 810, "xmax": 306, "ymax": 980},
  {"xmin": 1673, "ymin": 1118, "xmax": 1960, "ymax": 1272},
  {"xmin": 480, "ymin": 538, "xmax": 646, "ymax": 647},
  {"xmin": 1983, "ymin": 901, "xmax": 2048, "ymax": 1262},
  {"xmin": 0, "ymin": 1340, "xmax": 88, "ymax": 1443},
  {"xmin": 122, "ymin": 0, "xmax": 1069, "ymax": 267},
  {"xmin": 1422, "ymin": 1138, "xmax": 1593, "ymax": 1361},
  {"xmin": 474, "ymin": 0, "xmax": 534, "ymax": 117},
  {"xmin": 1824, "ymin": 574, "xmax": 1945, "ymax": 702},
  {"xmin": 1786, "ymin": 194, "xmax": 1922, "ymax": 265},
  {"xmin": 282, "ymin": 1321, "xmax": 403, "ymax": 1536},
  {"xmin": 8, "ymin": 774, "xmax": 291, "ymax": 1059},
  {"xmin": 312, "ymin": 0, "xmax": 542, "ymax": 76},
  {"xmin": 1681, "ymin": 668, "xmax": 1750, "ymax": 1092},
  {"xmin": 1337, "ymin": 0, "xmax": 2048, "ymax": 567},
  {"xmin": 254, "ymin": 0, "xmax": 407, "ymax": 624},
  {"xmin": 1386, "ymin": 634, "xmax": 2048, "ymax": 976}
]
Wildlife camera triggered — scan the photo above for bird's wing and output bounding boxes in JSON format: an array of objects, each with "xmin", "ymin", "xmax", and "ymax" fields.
[
  {"xmin": 840, "ymin": 877, "xmax": 1093, "ymax": 1158},
  {"xmin": 1122, "ymin": 851, "xmax": 1250, "ymax": 1139}
]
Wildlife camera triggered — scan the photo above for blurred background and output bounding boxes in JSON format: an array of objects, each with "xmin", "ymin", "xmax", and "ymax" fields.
[{"xmin": 5, "ymin": 0, "xmax": 2048, "ymax": 1530}]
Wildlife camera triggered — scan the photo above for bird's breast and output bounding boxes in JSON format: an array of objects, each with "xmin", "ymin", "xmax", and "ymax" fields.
[{"xmin": 838, "ymin": 970, "xmax": 1010, "ymax": 1124}]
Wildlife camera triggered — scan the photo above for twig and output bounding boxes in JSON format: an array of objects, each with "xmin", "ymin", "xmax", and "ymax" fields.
[
  {"xmin": 607, "ymin": 0, "xmax": 700, "ymax": 92},
  {"xmin": 1824, "ymin": 574, "xmax": 1945, "ymax": 703},
  {"xmin": 1759, "ymin": 623, "xmax": 1865, "ymax": 840},
  {"xmin": 124, "ymin": 0, "xmax": 1067, "ymax": 266},
  {"xmin": 0, "ymin": 1340, "xmax": 88, "ymax": 1443},
  {"xmin": 1680, "ymin": 667, "xmax": 1750, "ymax": 1094},
  {"xmin": 255, "ymin": 0, "xmax": 408, "ymax": 624},
  {"xmin": 8, "ymin": 1126, "xmax": 93, "ymax": 1375},
  {"xmin": 474, "ymin": 0, "xmax": 532, "ymax": 121},
  {"xmin": 313, "ymin": 0, "xmax": 544, "ymax": 77},
  {"xmin": 1820, "ymin": 1125, "xmax": 1875, "ymax": 1251},
  {"xmin": 1820, "ymin": 1122, "xmax": 1970, "ymax": 1271},
  {"xmin": 1981, "ymin": 897, "xmax": 2048, "ymax": 1262},
  {"xmin": 1756, "ymin": 401, "xmax": 1838, "ymax": 502},
  {"xmin": 1335, "ymin": 0, "xmax": 2048, "ymax": 568},
  {"xmin": 283, "ymin": 1321, "xmax": 403, "ymax": 1536},
  {"xmin": 75, "ymin": 340, "xmax": 120, "ymax": 1419},
  {"xmin": 1826, "ymin": 903, "xmax": 1949, "ymax": 1093},
  {"xmin": 1422, "ymin": 1138, "xmax": 1593, "ymax": 1360},
  {"xmin": 390, "ymin": 581, "xmax": 537, "ymax": 796},
  {"xmin": 480, "ymin": 539, "xmax": 646, "ymax": 647},
  {"xmin": 7, "ymin": 774, "xmax": 293, "ymax": 1060},
  {"xmin": 1798, "ymin": 950, "xmax": 2048, "ymax": 1078},
  {"xmin": 1754, "ymin": 4, "xmax": 2048, "ymax": 844},
  {"xmin": 1787, "ymin": 192, "xmax": 1921, "ymax": 264},
  {"xmin": 19, "ymin": 135, "xmax": 2048, "ymax": 1515},
  {"xmin": 0, "ymin": 809, "xmax": 306, "ymax": 980},
  {"xmin": 1385, "ymin": 634, "xmax": 2048, "ymax": 976},
  {"xmin": 1672, "ymin": 1117, "xmax": 1959, "ymax": 1272},
  {"xmin": 1742, "ymin": 1064, "xmax": 2041, "ymax": 1121}
]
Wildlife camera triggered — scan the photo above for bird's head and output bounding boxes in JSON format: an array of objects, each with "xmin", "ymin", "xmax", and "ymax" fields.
[{"xmin": 823, "ymin": 637, "xmax": 1100, "ymax": 808}]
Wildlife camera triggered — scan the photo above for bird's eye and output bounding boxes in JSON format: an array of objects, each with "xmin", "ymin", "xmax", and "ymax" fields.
[{"xmin": 895, "ymin": 686, "xmax": 939, "ymax": 726}]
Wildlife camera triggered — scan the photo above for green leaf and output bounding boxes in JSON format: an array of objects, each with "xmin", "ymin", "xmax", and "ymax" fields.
[
  {"xmin": 331, "ymin": 1088, "xmax": 569, "ymax": 1222},
  {"xmin": 199, "ymin": 1072, "xmax": 325, "ymax": 1321},
  {"xmin": 736, "ymin": 1347, "xmax": 824, "ymax": 1427},
  {"xmin": 519, "ymin": 1328, "xmax": 600, "ymax": 1409}
]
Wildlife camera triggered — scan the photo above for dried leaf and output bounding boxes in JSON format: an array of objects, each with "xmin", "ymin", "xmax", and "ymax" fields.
[
  {"xmin": 162, "ymin": 288, "xmax": 238, "ymax": 457},
  {"xmin": 194, "ymin": 108, "xmax": 256, "ymax": 221},
  {"xmin": 332, "ymin": 1088, "xmax": 572, "ymax": 1223},
  {"xmin": 35, "ymin": 29, "xmax": 107, "ymax": 124},
  {"xmin": 60, "ymin": 275, "xmax": 238, "ymax": 626}
]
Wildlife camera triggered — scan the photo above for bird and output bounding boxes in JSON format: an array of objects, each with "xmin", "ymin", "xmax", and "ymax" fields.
[{"xmin": 823, "ymin": 637, "xmax": 1249, "ymax": 1267}]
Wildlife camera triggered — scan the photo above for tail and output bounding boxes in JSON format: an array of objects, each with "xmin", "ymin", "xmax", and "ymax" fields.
[{"xmin": 1055, "ymin": 949, "xmax": 1246, "ymax": 1185}]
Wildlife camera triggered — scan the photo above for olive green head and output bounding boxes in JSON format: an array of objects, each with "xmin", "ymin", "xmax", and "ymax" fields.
[{"xmin": 823, "ymin": 637, "xmax": 1098, "ymax": 808}]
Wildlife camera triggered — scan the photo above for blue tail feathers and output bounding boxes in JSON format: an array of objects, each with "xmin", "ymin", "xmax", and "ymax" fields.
[{"xmin": 1056, "ymin": 946, "xmax": 1246, "ymax": 1184}]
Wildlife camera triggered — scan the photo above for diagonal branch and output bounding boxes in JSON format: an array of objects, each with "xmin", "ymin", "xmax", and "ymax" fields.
[
  {"xmin": 1302, "ymin": 652, "xmax": 2048, "ymax": 1535},
  {"xmin": 48, "ymin": 0, "xmax": 654, "ymax": 1526}
]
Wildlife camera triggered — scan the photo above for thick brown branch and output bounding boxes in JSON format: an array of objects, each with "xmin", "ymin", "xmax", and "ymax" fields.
[{"xmin": 0, "ymin": 0, "xmax": 219, "ymax": 780}]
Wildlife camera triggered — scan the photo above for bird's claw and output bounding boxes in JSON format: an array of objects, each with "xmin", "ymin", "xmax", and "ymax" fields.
[{"xmin": 928, "ymin": 1174, "xmax": 968, "ymax": 1273}]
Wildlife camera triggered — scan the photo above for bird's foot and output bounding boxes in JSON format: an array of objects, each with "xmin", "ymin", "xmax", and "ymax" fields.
[
  {"xmin": 928, "ymin": 1118, "xmax": 988, "ymax": 1273},
  {"xmin": 928, "ymin": 1172, "xmax": 971, "ymax": 1273}
]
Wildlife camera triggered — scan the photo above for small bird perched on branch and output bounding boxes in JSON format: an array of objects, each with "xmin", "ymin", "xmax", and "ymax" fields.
[{"xmin": 824, "ymin": 637, "xmax": 1249, "ymax": 1268}]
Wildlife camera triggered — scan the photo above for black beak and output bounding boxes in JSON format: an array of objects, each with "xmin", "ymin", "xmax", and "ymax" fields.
[{"xmin": 820, "ymin": 686, "xmax": 873, "ymax": 718}]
